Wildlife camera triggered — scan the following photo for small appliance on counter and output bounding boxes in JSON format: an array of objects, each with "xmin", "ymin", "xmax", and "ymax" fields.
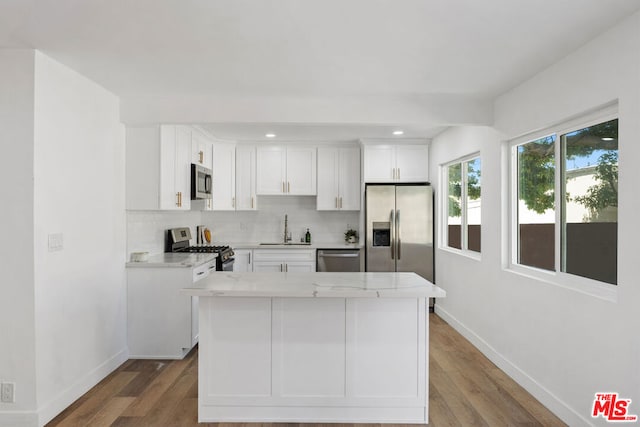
[{"xmin": 166, "ymin": 227, "xmax": 235, "ymax": 271}]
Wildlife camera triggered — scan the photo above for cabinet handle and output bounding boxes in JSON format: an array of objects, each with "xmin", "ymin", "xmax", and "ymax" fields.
[
  {"xmin": 282, "ymin": 181, "xmax": 285, "ymax": 193},
  {"xmin": 232, "ymin": 197, "xmax": 235, "ymax": 208},
  {"xmin": 335, "ymin": 197, "xmax": 338, "ymax": 208},
  {"xmin": 340, "ymin": 197, "xmax": 343, "ymax": 208},
  {"xmin": 288, "ymin": 182, "xmax": 291, "ymax": 193},
  {"xmin": 251, "ymin": 196, "xmax": 254, "ymax": 209},
  {"xmin": 285, "ymin": 263, "xmax": 288, "ymax": 272},
  {"xmin": 392, "ymin": 168, "xmax": 396, "ymax": 180},
  {"xmin": 176, "ymin": 192, "xmax": 180, "ymax": 207},
  {"xmin": 248, "ymin": 253, "xmax": 251, "ymax": 264},
  {"xmin": 398, "ymin": 168, "xmax": 400, "ymax": 180},
  {"xmin": 199, "ymin": 150, "xmax": 204, "ymax": 164},
  {"xmin": 280, "ymin": 263, "xmax": 283, "ymax": 272}
]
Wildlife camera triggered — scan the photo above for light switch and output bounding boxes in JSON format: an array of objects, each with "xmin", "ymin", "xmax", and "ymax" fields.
[{"xmin": 48, "ymin": 233, "xmax": 64, "ymax": 252}]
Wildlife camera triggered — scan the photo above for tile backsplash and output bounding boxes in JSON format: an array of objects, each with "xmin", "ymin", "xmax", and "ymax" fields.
[
  {"xmin": 126, "ymin": 210, "xmax": 203, "ymax": 256},
  {"xmin": 127, "ymin": 196, "xmax": 361, "ymax": 256},
  {"xmin": 202, "ymin": 196, "xmax": 360, "ymax": 244}
]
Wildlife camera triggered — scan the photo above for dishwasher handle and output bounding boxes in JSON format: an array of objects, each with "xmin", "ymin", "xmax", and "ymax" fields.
[{"xmin": 318, "ymin": 253, "xmax": 359, "ymax": 258}]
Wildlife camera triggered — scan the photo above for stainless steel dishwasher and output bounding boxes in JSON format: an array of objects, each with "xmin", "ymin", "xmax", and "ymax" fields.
[{"xmin": 316, "ymin": 249, "xmax": 361, "ymax": 272}]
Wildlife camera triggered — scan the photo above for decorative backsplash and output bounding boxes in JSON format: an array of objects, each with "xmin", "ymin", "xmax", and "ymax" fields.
[{"xmin": 127, "ymin": 196, "xmax": 360, "ymax": 256}]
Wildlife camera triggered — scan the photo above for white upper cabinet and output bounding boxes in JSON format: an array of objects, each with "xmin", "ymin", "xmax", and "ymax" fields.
[
  {"xmin": 317, "ymin": 146, "xmax": 361, "ymax": 210},
  {"xmin": 256, "ymin": 146, "xmax": 286, "ymax": 195},
  {"xmin": 363, "ymin": 145, "xmax": 395, "ymax": 182},
  {"xmin": 256, "ymin": 146, "xmax": 317, "ymax": 195},
  {"xmin": 191, "ymin": 131, "xmax": 213, "ymax": 170},
  {"xmin": 363, "ymin": 143, "xmax": 428, "ymax": 183},
  {"xmin": 235, "ymin": 145, "xmax": 257, "ymax": 210},
  {"xmin": 395, "ymin": 145, "xmax": 429, "ymax": 182},
  {"xmin": 126, "ymin": 125, "xmax": 191, "ymax": 210},
  {"xmin": 211, "ymin": 142, "xmax": 236, "ymax": 210}
]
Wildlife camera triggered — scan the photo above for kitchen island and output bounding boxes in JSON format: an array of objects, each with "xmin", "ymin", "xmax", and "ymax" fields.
[{"xmin": 182, "ymin": 272, "xmax": 446, "ymax": 424}]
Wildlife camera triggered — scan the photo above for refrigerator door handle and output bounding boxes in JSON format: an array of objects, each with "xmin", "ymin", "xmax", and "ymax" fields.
[
  {"xmin": 396, "ymin": 209, "xmax": 401, "ymax": 260},
  {"xmin": 390, "ymin": 209, "xmax": 395, "ymax": 260}
]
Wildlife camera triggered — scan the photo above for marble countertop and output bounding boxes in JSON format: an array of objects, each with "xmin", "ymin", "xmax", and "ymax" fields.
[
  {"xmin": 126, "ymin": 253, "xmax": 217, "ymax": 268},
  {"xmin": 182, "ymin": 272, "xmax": 446, "ymax": 298},
  {"xmin": 231, "ymin": 242, "xmax": 363, "ymax": 250}
]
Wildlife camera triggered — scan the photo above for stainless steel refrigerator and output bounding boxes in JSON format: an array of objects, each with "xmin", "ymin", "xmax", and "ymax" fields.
[{"xmin": 365, "ymin": 184, "xmax": 434, "ymax": 284}]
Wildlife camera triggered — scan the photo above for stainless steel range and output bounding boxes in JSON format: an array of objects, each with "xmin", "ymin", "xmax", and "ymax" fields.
[{"xmin": 166, "ymin": 227, "xmax": 235, "ymax": 271}]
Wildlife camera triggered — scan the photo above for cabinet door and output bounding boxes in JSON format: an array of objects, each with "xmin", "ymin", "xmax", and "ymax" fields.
[
  {"xmin": 395, "ymin": 145, "xmax": 429, "ymax": 182},
  {"xmin": 256, "ymin": 146, "xmax": 286, "ymax": 195},
  {"xmin": 253, "ymin": 261, "xmax": 285, "ymax": 272},
  {"xmin": 286, "ymin": 147, "xmax": 317, "ymax": 195},
  {"xmin": 192, "ymin": 132, "xmax": 213, "ymax": 169},
  {"xmin": 236, "ymin": 145, "xmax": 257, "ymax": 210},
  {"xmin": 316, "ymin": 147, "xmax": 339, "ymax": 210},
  {"xmin": 174, "ymin": 126, "xmax": 192, "ymax": 210},
  {"xmin": 159, "ymin": 125, "xmax": 191, "ymax": 210},
  {"xmin": 286, "ymin": 262, "xmax": 316, "ymax": 272},
  {"xmin": 212, "ymin": 143, "xmax": 236, "ymax": 210},
  {"xmin": 233, "ymin": 249, "xmax": 253, "ymax": 272},
  {"xmin": 338, "ymin": 146, "xmax": 361, "ymax": 210},
  {"xmin": 363, "ymin": 145, "xmax": 395, "ymax": 182},
  {"xmin": 159, "ymin": 125, "xmax": 178, "ymax": 210}
]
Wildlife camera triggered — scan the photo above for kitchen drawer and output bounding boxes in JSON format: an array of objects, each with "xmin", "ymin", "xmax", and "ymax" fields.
[
  {"xmin": 253, "ymin": 249, "xmax": 315, "ymax": 262},
  {"xmin": 193, "ymin": 259, "xmax": 216, "ymax": 282}
]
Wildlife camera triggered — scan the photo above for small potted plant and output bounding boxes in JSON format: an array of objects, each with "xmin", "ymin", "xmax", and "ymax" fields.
[{"xmin": 344, "ymin": 228, "xmax": 358, "ymax": 244}]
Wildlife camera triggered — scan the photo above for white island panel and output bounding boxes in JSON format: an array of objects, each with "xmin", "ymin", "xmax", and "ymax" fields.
[
  {"xmin": 274, "ymin": 298, "xmax": 346, "ymax": 398},
  {"xmin": 348, "ymin": 298, "xmax": 423, "ymax": 398},
  {"xmin": 204, "ymin": 297, "xmax": 271, "ymax": 397}
]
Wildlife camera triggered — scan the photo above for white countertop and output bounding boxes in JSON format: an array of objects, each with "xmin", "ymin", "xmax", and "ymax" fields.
[
  {"xmin": 231, "ymin": 242, "xmax": 363, "ymax": 250},
  {"xmin": 182, "ymin": 272, "xmax": 446, "ymax": 298},
  {"xmin": 126, "ymin": 252, "xmax": 217, "ymax": 268}
]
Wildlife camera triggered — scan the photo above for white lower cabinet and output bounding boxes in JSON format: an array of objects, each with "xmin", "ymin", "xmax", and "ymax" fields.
[
  {"xmin": 127, "ymin": 259, "xmax": 215, "ymax": 359},
  {"xmin": 232, "ymin": 249, "xmax": 253, "ymax": 272},
  {"xmin": 252, "ymin": 249, "xmax": 316, "ymax": 272}
]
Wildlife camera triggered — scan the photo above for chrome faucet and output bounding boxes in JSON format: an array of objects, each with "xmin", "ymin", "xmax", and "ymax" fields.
[{"xmin": 284, "ymin": 214, "xmax": 292, "ymax": 243}]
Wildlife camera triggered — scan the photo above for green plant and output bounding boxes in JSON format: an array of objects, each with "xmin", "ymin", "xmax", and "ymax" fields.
[{"xmin": 344, "ymin": 228, "xmax": 358, "ymax": 242}]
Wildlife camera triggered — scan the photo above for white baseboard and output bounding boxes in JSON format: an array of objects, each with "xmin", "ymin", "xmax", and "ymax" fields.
[
  {"xmin": 0, "ymin": 410, "xmax": 39, "ymax": 427},
  {"xmin": 36, "ymin": 347, "xmax": 129, "ymax": 426},
  {"xmin": 434, "ymin": 306, "xmax": 592, "ymax": 427}
]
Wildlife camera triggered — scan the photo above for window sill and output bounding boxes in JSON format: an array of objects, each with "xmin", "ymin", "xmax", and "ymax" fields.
[
  {"xmin": 438, "ymin": 246, "xmax": 482, "ymax": 262},
  {"xmin": 504, "ymin": 264, "xmax": 618, "ymax": 303}
]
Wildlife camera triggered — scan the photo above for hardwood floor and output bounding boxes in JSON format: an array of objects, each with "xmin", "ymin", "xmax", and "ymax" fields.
[{"xmin": 47, "ymin": 314, "xmax": 565, "ymax": 427}]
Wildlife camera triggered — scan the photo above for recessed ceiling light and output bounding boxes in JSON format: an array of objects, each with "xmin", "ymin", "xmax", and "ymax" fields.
[
  {"xmin": 601, "ymin": 137, "xmax": 614, "ymax": 141},
  {"xmin": 393, "ymin": 130, "xmax": 404, "ymax": 136},
  {"xmin": 265, "ymin": 133, "xmax": 276, "ymax": 138}
]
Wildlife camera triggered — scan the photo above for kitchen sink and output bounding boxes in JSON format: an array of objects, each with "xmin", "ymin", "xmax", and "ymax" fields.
[{"xmin": 259, "ymin": 242, "xmax": 311, "ymax": 246}]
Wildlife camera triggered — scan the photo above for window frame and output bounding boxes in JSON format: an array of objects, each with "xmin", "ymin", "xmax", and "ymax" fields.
[
  {"xmin": 441, "ymin": 152, "xmax": 482, "ymax": 259},
  {"xmin": 507, "ymin": 104, "xmax": 618, "ymax": 301}
]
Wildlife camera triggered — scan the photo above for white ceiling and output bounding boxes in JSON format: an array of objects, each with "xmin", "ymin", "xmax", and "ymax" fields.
[{"xmin": 2, "ymin": 0, "xmax": 639, "ymax": 141}]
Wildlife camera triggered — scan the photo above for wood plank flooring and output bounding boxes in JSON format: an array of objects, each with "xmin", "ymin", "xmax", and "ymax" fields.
[{"xmin": 47, "ymin": 314, "xmax": 566, "ymax": 427}]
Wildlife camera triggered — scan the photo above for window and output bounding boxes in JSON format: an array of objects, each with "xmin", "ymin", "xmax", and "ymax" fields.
[
  {"xmin": 445, "ymin": 155, "xmax": 481, "ymax": 253},
  {"xmin": 512, "ymin": 114, "xmax": 618, "ymax": 285}
]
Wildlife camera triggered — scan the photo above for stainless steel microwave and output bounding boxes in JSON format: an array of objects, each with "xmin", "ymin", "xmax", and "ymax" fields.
[{"xmin": 191, "ymin": 164, "xmax": 212, "ymax": 200}]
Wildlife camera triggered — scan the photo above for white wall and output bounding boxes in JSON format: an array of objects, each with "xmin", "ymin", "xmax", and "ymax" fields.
[
  {"xmin": 32, "ymin": 52, "xmax": 127, "ymax": 425},
  {"xmin": 431, "ymin": 12, "xmax": 640, "ymax": 427},
  {"xmin": 0, "ymin": 50, "xmax": 38, "ymax": 426}
]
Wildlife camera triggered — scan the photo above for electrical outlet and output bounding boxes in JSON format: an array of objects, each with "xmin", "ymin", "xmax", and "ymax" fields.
[
  {"xmin": 1, "ymin": 382, "xmax": 15, "ymax": 403},
  {"xmin": 48, "ymin": 233, "xmax": 64, "ymax": 252}
]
